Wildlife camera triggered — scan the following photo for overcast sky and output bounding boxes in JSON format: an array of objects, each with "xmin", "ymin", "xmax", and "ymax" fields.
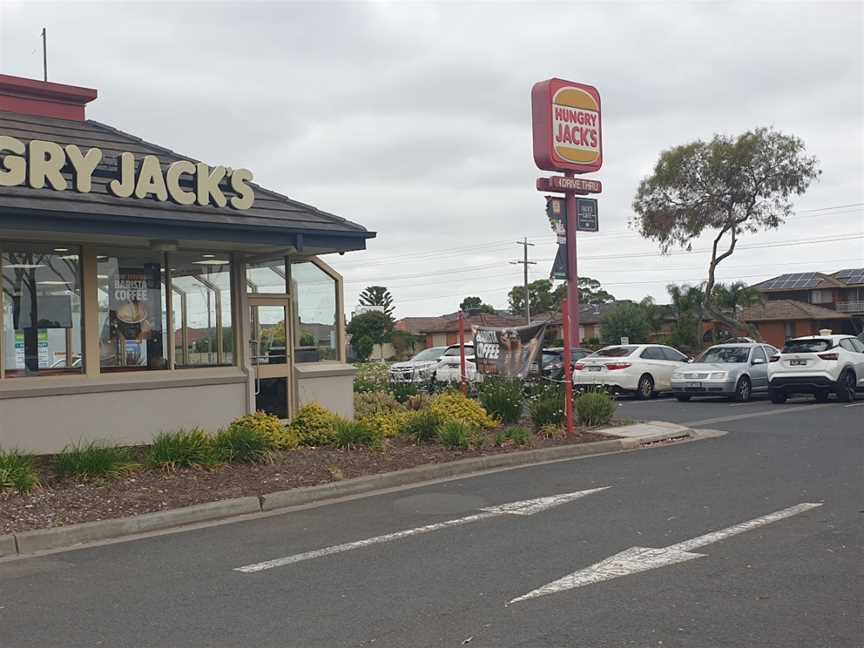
[{"xmin": 2, "ymin": 0, "xmax": 862, "ymax": 319}]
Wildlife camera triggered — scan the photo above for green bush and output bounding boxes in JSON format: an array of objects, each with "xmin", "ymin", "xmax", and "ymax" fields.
[
  {"xmin": 494, "ymin": 431, "xmax": 507, "ymax": 447},
  {"xmin": 506, "ymin": 426, "xmax": 534, "ymax": 447},
  {"xmin": 0, "ymin": 449, "xmax": 40, "ymax": 494},
  {"xmin": 576, "ymin": 391, "xmax": 616, "ymax": 426},
  {"xmin": 528, "ymin": 385, "xmax": 565, "ymax": 430},
  {"xmin": 213, "ymin": 425, "xmax": 273, "ymax": 464},
  {"xmin": 54, "ymin": 441, "xmax": 140, "ymax": 481},
  {"xmin": 436, "ymin": 421, "xmax": 474, "ymax": 450},
  {"xmin": 389, "ymin": 382, "xmax": 418, "ymax": 403},
  {"xmin": 227, "ymin": 411, "xmax": 298, "ymax": 450},
  {"xmin": 332, "ymin": 419, "xmax": 383, "ymax": 450},
  {"xmin": 290, "ymin": 403, "xmax": 340, "ymax": 446},
  {"xmin": 354, "ymin": 391, "xmax": 404, "ymax": 419},
  {"xmin": 148, "ymin": 428, "xmax": 218, "ymax": 471},
  {"xmin": 401, "ymin": 409, "xmax": 445, "ymax": 444},
  {"xmin": 477, "ymin": 376, "xmax": 524, "ymax": 424},
  {"xmin": 353, "ymin": 362, "xmax": 390, "ymax": 393}
]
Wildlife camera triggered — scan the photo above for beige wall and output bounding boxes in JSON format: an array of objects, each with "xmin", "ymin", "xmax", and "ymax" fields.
[
  {"xmin": 0, "ymin": 382, "xmax": 247, "ymax": 454},
  {"xmin": 295, "ymin": 362, "xmax": 356, "ymax": 419}
]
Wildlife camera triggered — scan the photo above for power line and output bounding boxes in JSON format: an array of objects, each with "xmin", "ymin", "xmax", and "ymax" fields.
[{"xmin": 510, "ymin": 237, "xmax": 536, "ymax": 323}]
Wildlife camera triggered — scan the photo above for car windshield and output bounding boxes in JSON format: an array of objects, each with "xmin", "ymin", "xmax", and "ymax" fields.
[
  {"xmin": 697, "ymin": 346, "xmax": 750, "ymax": 364},
  {"xmin": 412, "ymin": 347, "xmax": 444, "ymax": 361},
  {"xmin": 443, "ymin": 346, "xmax": 473, "ymax": 356},
  {"xmin": 783, "ymin": 339, "xmax": 832, "ymax": 353},
  {"xmin": 592, "ymin": 346, "xmax": 637, "ymax": 357}
]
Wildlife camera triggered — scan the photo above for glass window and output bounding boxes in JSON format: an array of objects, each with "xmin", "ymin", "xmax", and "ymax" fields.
[
  {"xmin": 291, "ymin": 260, "xmax": 338, "ymax": 362},
  {"xmin": 696, "ymin": 346, "xmax": 750, "ymax": 363},
  {"xmin": 1, "ymin": 244, "xmax": 83, "ymax": 377},
  {"xmin": 850, "ymin": 338, "xmax": 864, "ymax": 354},
  {"xmin": 246, "ymin": 260, "xmax": 287, "ymax": 294},
  {"xmin": 640, "ymin": 347, "xmax": 665, "ymax": 360},
  {"xmin": 839, "ymin": 339, "xmax": 855, "ymax": 352},
  {"xmin": 782, "ymin": 338, "xmax": 832, "ymax": 353},
  {"xmin": 752, "ymin": 346, "xmax": 767, "ymax": 362},
  {"xmin": 170, "ymin": 253, "xmax": 233, "ymax": 367},
  {"xmin": 97, "ymin": 250, "xmax": 169, "ymax": 371},
  {"xmin": 592, "ymin": 346, "xmax": 637, "ymax": 357},
  {"xmin": 661, "ymin": 347, "xmax": 688, "ymax": 362}
]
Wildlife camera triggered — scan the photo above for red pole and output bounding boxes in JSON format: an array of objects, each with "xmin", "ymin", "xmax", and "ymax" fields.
[
  {"xmin": 564, "ymin": 172, "xmax": 581, "ymax": 347},
  {"xmin": 458, "ymin": 311, "xmax": 467, "ymax": 396},
  {"xmin": 562, "ymin": 298, "xmax": 575, "ymax": 437}
]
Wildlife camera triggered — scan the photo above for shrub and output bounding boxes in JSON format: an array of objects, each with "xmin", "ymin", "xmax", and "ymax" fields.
[
  {"xmin": 401, "ymin": 409, "xmax": 446, "ymax": 444},
  {"xmin": 148, "ymin": 428, "xmax": 218, "ymax": 471},
  {"xmin": 538, "ymin": 423, "xmax": 566, "ymax": 440},
  {"xmin": 389, "ymin": 382, "xmax": 418, "ymax": 403},
  {"xmin": 226, "ymin": 411, "xmax": 298, "ymax": 450},
  {"xmin": 506, "ymin": 426, "xmax": 533, "ymax": 447},
  {"xmin": 477, "ymin": 377, "xmax": 524, "ymax": 424},
  {"xmin": 213, "ymin": 424, "xmax": 273, "ymax": 463},
  {"xmin": 406, "ymin": 393, "xmax": 432, "ymax": 411},
  {"xmin": 494, "ymin": 431, "xmax": 507, "ymax": 447},
  {"xmin": 353, "ymin": 362, "xmax": 390, "ymax": 393},
  {"xmin": 360, "ymin": 411, "xmax": 410, "ymax": 439},
  {"xmin": 428, "ymin": 391, "xmax": 498, "ymax": 429},
  {"xmin": 528, "ymin": 385, "xmax": 565, "ymax": 430},
  {"xmin": 576, "ymin": 391, "xmax": 617, "ymax": 427},
  {"xmin": 0, "ymin": 449, "xmax": 40, "ymax": 494},
  {"xmin": 436, "ymin": 421, "xmax": 474, "ymax": 450},
  {"xmin": 354, "ymin": 391, "xmax": 404, "ymax": 419},
  {"xmin": 290, "ymin": 403, "xmax": 340, "ymax": 446},
  {"xmin": 54, "ymin": 441, "xmax": 140, "ymax": 481},
  {"xmin": 332, "ymin": 419, "xmax": 383, "ymax": 450}
]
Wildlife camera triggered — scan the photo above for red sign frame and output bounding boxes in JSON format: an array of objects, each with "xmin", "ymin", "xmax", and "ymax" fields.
[{"xmin": 531, "ymin": 78, "xmax": 602, "ymax": 174}]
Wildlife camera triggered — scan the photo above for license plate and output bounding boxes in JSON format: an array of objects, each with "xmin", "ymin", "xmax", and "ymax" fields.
[
  {"xmin": 686, "ymin": 382, "xmax": 702, "ymax": 388},
  {"xmin": 588, "ymin": 366, "xmax": 602, "ymax": 372},
  {"xmin": 790, "ymin": 359, "xmax": 807, "ymax": 366}
]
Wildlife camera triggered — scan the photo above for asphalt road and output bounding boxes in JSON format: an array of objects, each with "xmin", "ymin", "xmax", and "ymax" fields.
[{"xmin": 2, "ymin": 396, "xmax": 862, "ymax": 647}]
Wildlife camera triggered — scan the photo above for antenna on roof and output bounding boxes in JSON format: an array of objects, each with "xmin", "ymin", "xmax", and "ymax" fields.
[{"xmin": 41, "ymin": 27, "xmax": 47, "ymax": 81}]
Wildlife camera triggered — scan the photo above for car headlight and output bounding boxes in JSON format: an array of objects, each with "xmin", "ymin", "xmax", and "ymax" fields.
[{"xmin": 708, "ymin": 372, "xmax": 728, "ymax": 380}]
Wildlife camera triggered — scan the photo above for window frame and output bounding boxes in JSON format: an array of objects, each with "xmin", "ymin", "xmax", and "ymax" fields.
[{"xmin": 289, "ymin": 256, "xmax": 346, "ymax": 363}]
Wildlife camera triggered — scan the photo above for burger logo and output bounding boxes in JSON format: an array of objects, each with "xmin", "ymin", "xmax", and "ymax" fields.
[{"xmin": 552, "ymin": 86, "xmax": 600, "ymax": 165}]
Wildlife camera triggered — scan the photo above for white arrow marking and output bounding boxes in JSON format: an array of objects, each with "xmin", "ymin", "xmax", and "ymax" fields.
[
  {"xmin": 510, "ymin": 501, "xmax": 822, "ymax": 603},
  {"xmin": 234, "ymin": 487, "xmax": 609, "ymax": 573}
]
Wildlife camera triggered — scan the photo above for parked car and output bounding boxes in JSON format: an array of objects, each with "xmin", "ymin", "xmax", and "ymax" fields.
[
  {"xmin": 388, "ymin": 346, "xmax": 447, "ymax": 384},
  {"xmin": 434, "ymin": 343, "xmax": 479, "ymax": 383},
  {"xmin": 541, "ymin": 347, "xmax": 593, "ymax": 380},
  {"xmin": 573, "ymin": 344, "xmax": 689, "ymax": 399},
  {"xmin": 671, "ymin": 342, "xmax": 779, "ymax": 402},
  {"xmin": 768, "ymin": 332, "xmax": 864, "ymax": 403}
]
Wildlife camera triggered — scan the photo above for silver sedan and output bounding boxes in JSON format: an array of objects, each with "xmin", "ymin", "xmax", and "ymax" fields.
[{"xmin": 671, "ymin": 343, "xmax": 779, "ymax": 402}]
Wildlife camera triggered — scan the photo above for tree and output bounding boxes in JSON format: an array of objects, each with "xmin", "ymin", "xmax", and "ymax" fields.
[
  {"xmin": 639, "ymin": 297, "xmax": 665, "ymax": 336},
  {"xmin": 578, "ymin": 277, "xmax": 615, "ymax": 305},
  {"xmin": 346, "ymin": 311, "xmax": 393, "ymax": 360},
  {"xmin": 358, "ymin": 286, "xmax": 395, "ymax": 319},
  {"xmin": 508, "ymin": 279, "xmax": 558, "ymax": 315},
  {"xmin": 710, "ymin": 281, "xmax": 764, "ymax": 341},
  {"xmin": 459, "ymin": 296, "xmax": 496, "ymax": 314},
  {"xmin": 632, "ymin": 127, "xmax": 819, "ymax": 340},
  {"xmin": 666, "ymin": 284, "xmax": 705, "ymax": 351},
  {"xmin": 600, "ymin": 302, "xmax": 651, "ymax": 345}
]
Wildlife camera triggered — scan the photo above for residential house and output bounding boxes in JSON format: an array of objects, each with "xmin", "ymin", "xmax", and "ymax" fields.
[{"xmin": 737, "ymin": 299, "xmax": 852, "ymax": 348}]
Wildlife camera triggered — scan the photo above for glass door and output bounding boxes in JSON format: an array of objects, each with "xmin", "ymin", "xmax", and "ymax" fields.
[{"xmin": 248, "ymin": 298, "xmax": 292, "ymax": 419}]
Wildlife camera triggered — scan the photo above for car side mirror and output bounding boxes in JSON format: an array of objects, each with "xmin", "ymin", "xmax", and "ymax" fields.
[{"xmin": 752, "ymin": 358, "xmax": 766, "ymax": 365}]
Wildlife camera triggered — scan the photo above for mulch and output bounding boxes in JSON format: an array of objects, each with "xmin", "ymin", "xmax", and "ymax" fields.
[{"xmin": 0, "ymin": 428, "xmax": 612, "ymax": 535}]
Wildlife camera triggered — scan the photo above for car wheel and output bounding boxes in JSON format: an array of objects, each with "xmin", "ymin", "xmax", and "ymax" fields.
[
  {"xmin": 637, "ymin": 374, "xmax": 654, "ymax": 400},
  {"xmin": 769, "ymin": 389, "xmax": 787, "ymax": 404},
  {"xmin": 835, "ymin": 370, "xmax": 856, "ymax": 403},
  {"xmin": 814, "ymin": 390, "xmax": 830, "ymax": 403},
  {"xmin": 675, "ymin": 394, "xmax": 691, "ymax": 402},
  {"xmin": 733, "ymin": 376, "xmax": 752, "ymax": 403}
]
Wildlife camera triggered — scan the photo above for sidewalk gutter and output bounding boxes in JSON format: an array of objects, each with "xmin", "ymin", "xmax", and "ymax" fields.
[{"xmin": 3, "ymin": 421, "xmax": 694, "ymax": 558}]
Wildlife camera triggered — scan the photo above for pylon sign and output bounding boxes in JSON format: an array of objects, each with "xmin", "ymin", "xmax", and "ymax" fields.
[{"xmin": 532, "ymin": 79, "xmax": 603, "ymax": 174}]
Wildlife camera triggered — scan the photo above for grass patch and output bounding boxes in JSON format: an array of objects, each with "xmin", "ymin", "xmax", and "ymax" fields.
[
  {"xmin": 332, "ymin": 419, "xmax": 383, "ymax": 450},
  {"xmin": 53, "ymin": 441, "xmax": 140, "ymax": 481},
  {"xmin": 505, "ymin": 426, "xmax": 533, "ymax": 447},
  {"xmin": 0, "ymin": 449, "xmax": 40, "ymax": 494},
  {"xmin": 436, "ymin": 421, "xmax": 481, "ymax": 450},
  {"xmin": 213, "ymin": 425, "xmax": 273, "ymax": 464},
  {"xmin": 147, "ymin": 428, "xmax": 219, "ymax": 472},
  {"xmin": 401, "ymin": 409, "xmax": 446, "ymax": 444}
]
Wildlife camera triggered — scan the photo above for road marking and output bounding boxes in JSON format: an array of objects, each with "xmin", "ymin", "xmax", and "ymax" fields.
[
  {"xmin": 509, "ymin": 502, "xmax": 822, "ymax": 604},
  {"xmin": 844, "ymin": 402, "xmax": 864, "ymax": 408},
  {"xmin": 683, "ymin": 403, "xmax": 832, "ymax": 426},
  {"xmin": 234, "ymin": 487, "xmax": 609, "ymax": 574},
  {"xmin": 728, "ymin": 401, "xmax": 766, "ymax": 407}
]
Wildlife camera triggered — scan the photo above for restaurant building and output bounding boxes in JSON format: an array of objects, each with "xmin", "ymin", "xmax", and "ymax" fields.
[{"xmin": 0, "ymin": 74, "xmax": 374, "ymax": 454}]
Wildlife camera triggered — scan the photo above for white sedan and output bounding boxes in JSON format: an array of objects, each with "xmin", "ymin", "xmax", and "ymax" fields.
[{"xmin": 573, "ymin": 344, "xmax": 690, "ymax": 399}]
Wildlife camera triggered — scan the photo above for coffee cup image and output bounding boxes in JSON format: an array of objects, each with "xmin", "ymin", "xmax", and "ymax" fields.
[{"xmin": 116, "ymin": 301, "xmax": 149, "ymax": 324}]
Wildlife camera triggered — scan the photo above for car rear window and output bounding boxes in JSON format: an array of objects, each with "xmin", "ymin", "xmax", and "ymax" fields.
[
  {"xmin": 782, "ymin": 339, "xmax": 832, "ymax": 353},
  {"xmin": 594, "ymin": 346, "xmax": 637, "ymax": 357}
]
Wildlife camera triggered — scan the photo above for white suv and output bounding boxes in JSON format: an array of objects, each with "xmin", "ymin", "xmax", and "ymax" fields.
[
  {"xmin": 434, "ymin": 344, "xmax": 479, "ymax": 383},
  {"xmin": 768, "ymin": 333, "xmax": 864, "ymax": 403}
]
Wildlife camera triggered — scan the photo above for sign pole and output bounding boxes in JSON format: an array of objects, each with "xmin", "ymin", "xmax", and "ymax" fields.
[
  {"xmin": 564, "ymin": 172, "xmax": 581, "ymax": 347},
  {"xmin": 561, "ymin": 298, "xmax": 575, "ymax": 437},
  {"xmin": 458, "ymin": 311, "xmax": 467, "ymax": 396}
]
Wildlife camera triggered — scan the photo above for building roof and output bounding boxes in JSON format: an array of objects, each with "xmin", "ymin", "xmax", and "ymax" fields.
[
  {"xmin": 739, "ymin": 299, "xmax": 851, "ymax": 322},
  {"xmin": 419, "ymin": 313, "xmax": 527, "ymax": 334},
  {"xmin": 754, "ymin": 272, "xmax": 845, "ymax": 291},
  {"xmin": 833, "ymin": 268, "xmax": 864, "ymax": 287},
  {"xmin": 393, "ymin": 317, "xmax": 449, "ymax": 336},
  {"xmin": 0, "ymin": 109, "xmax": 374, "ymax": 253}
]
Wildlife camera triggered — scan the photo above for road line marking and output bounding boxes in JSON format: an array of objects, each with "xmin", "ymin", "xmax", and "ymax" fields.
[
  {"xmin": 683, "ymin": 403, "xmax": 833, "ymax": 426},
  {"xmin": 234, "ymin": 487, "xmax": 609, "ymax": 574},
  {"xmin": 509, "ymin": 502, "xmax": 822, "ymax": 604},
  {"xmin": 844, "ymin": 402, "xmax": 864, "ymax": 408}
]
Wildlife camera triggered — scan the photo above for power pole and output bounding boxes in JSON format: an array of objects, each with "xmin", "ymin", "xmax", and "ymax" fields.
[
  {"xmin": 511, "ymin": 237, "xmax": 536, "ymax": 324},
  {"xmin": 41, "ymin": 28, "xmax": 47, "ymax": 81}
]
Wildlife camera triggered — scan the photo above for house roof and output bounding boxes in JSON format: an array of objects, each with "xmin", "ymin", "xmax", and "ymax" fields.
[
  {"xmin": 0, "ymin": 110, "xmax": 374, "ymax": 253},
  {"xmin": 739, "ymin": 299, "xmax": 851, "ymax": 322},
  {"xmin": 833, "ymin": 268, "xmax": 864, "ymax": 287},
  {"xmin": 394, "ymin": 317, "xmax": 449, "ymax": 336},
  {"xmin": 754, "ymin": 272, "xmax": 845, "ymax": 291},
  {"xmin": 419, "ymin": 313, "xmax": 527, "ymax": 334}
]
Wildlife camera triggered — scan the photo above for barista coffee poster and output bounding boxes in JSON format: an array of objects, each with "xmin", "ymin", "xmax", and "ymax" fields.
[
  {"xmin": 108, "ymin": 264, "xmax": 161, "ymax": 342},
  {"xmin": 472, "ymin": 323, "xmax": 547, "ymax": 378}
]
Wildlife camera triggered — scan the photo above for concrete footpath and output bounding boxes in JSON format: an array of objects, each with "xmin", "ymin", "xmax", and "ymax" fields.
[{"xmin": 0, "ymin": 421, "xmax": 695, "ymax": 558}]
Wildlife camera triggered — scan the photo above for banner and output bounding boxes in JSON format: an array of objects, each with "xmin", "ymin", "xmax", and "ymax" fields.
[{"xmin": 473, "ymin": 323, "xmax": 548, "ymax": 378}]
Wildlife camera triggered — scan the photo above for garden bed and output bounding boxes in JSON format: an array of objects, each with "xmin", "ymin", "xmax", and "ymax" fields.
[{"xmin": 0, "ymin": 428, "xmax": 612, "ymax": 535}]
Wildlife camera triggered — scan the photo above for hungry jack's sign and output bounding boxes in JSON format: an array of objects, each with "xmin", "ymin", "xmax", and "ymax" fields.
[
  {"xmin": 0, "ymin": 136, "xmax": 254, "ymax": 210},
  {"xmin": 531, "ymin": 79, "xmax": 603, "ymax": 174}
]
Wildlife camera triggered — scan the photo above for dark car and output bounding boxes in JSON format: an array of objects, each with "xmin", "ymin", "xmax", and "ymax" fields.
[{"xmin": 541, "ymin": 347, "xmax": 593, "ymax": 380}]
